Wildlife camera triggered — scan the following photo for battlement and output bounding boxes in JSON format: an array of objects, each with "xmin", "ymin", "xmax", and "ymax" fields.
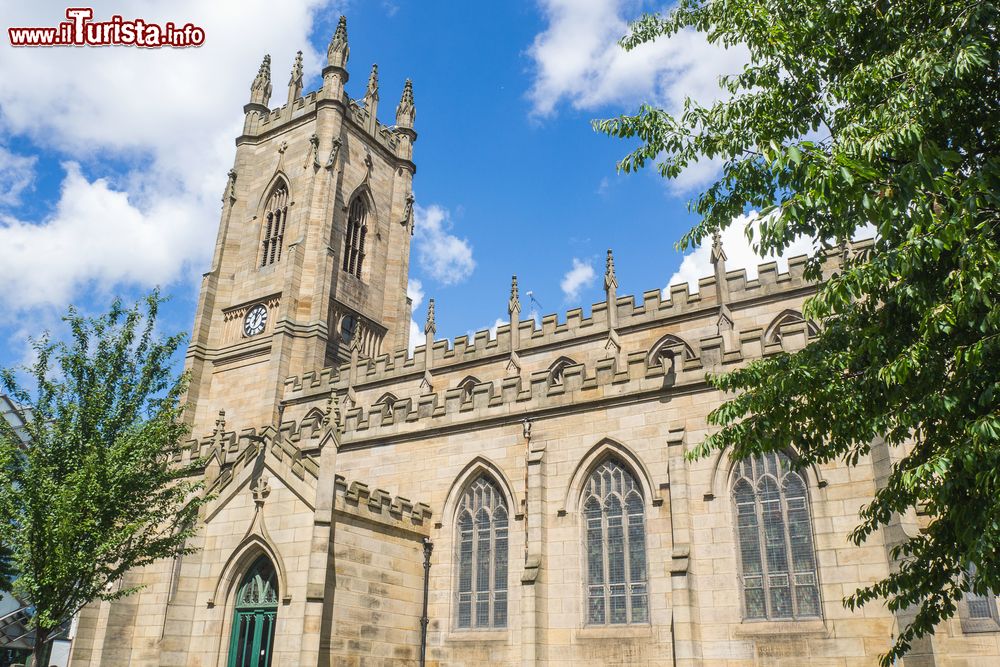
[
  {"xmin": 281, "ymin": 243, "xmax": 862, "ymax": 401},
  {"xmin": 334, "ymin": 474, "xmax": 433, "ymax": 529},
  {"xmin": 249, "ymin": 87, "xmax": 404, "ymax": 158},
  {"xmin": 182, "ymin": 411, "xmax": 432, "ymax": 530}
]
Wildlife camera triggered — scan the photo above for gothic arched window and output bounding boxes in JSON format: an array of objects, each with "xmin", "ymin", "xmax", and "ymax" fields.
[
  {"xmin": 583, "ymin": 459, "xmax": 648, "ymax": 625},
  {"xmin": 343, "ymin": 196, "xmax": 368, "ymax": 279},
  {"xmin": 260, "ymin": 186, "xmax": 288, "ymax": 267},
  {"xmin": 227, "ymin": 555, "xmax": 278, "ymax": 667},
  {"xmin": 455, "ymin": 476, "xmax": 508, "ymax": 629},
  {"xmin": 732, "ymin": 451, "xmax": 821, "ymax": 620}
]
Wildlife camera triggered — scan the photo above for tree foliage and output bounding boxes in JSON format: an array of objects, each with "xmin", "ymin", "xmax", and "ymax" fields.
[
  {"xmin": 0, "ymin": 292, "xmax": 206, "ymax": 663},
  {"xmin": 597, "ymin": 0, "xmax": 998, "ymax": 663}
]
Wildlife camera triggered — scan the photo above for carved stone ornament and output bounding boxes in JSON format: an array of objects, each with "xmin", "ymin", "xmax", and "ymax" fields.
[
  {"xmin": 251, "ymin": 476, "xmax": 271, "ymax": 506},
  {"xmin": 309, "ymin": 133, "xmax": 321, "ymax": 169},
  {"xmin": 325, "ymin": 138, "xmax": 342, "ymax": 170}
]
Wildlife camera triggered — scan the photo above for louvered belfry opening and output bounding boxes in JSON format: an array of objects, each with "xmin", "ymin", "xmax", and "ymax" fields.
[
  {"xmin": 343, "ymin": 197, "xmax": 368, "ymax": 278},
  {"xmin": 455, "ymin": 476, "xmax": 509, "ymax": 629},
  {"xmin": 583, "ymin": 459, "xmax": 648, "ymax": 625},
  {"xmin": 732, "ymin": 451, "xmax": 821, "ymax": 621},
  {"xmin": 260, "ymin": 186, "xmax": 288, "ymax": 267}
]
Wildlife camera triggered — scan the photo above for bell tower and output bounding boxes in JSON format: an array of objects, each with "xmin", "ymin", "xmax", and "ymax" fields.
[{"xmin": 184, "ymin": 16, "xmax": 417, "ymax": 435}]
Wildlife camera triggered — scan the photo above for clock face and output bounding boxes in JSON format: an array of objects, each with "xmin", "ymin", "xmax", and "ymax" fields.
[{"xmin": 243, "ymin": 304, "xmax": 268, "ymax": 337}]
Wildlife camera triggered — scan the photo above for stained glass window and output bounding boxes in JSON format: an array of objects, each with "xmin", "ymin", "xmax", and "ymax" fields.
[
  {"xmin": 732, "ymin": 451, "xmax": 821, "ymax": 621},
  {"xmin": 456, "ymin": 476, "xmax": 508, "ymax": 629},
  {"xmin": 583, "ymin": 459, "xmax": 648, "ymax": 625}
]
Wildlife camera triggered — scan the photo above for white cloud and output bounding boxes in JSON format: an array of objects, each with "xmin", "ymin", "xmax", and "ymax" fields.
[
  {"xmin": 529, "ymin": 1, "xmax": 748, "ymax": 116},
  {"xmin": 666, "ymin": 212, "xmax": 818, "ymax": 292},
  {"xmin": 560, "ymin": 257, "xmax": 596, "ymax": 302},
  {"xmin": 466, "ymin": 317, "xmax": 507, "ymax": 343},
  {"xmin": 0, "ymin": 0, "xmax": 342, "ymax": 311},
  {"xmin": 407, "ymin": 279, "xmax": 426, "ymax": 354},
  {"xmin": 413, "ymin": 203, "xmax": 475, "ymax": 285},
  {"xmin": 0, "ymin": 146, "xmax": 36, "ymax": 206},
  {"xmin": 527, "ymin": 0, "xmax": 749, "ymax": 193},
  {"xmin": 0, "ymin": 162, "xmax": 208, "ymax": 308}
]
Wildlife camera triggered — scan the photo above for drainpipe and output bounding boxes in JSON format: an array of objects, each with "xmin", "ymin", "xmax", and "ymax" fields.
[{"xmin": 420, "ymin": 537, "xmax": 433, "ymax": 667}]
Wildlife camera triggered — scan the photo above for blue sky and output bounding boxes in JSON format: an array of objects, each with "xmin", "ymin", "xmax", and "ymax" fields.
[{"xmin": 0, "ymin": 0, "xmax": 805, "ymax": 374}]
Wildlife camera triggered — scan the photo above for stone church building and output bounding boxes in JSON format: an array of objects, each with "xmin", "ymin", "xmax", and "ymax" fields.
[{"xmin": 67, "ymin": 17, "xmax": 1000, "ymax": 667}]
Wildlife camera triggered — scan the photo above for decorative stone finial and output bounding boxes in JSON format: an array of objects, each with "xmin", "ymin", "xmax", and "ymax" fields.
[
  {"xmin": 327, "ymin": 15, "xmax": 349, "ymax": 69},
  {"xmin": 605, "ymin": 249, "xmax": 619, "ymax": 330},
  {"xmin": 323, "ymin": 385, "xmax": 342, "ymax": 431},
  {"xmin": 288, "ymin": 51, "xmax": 304, "ymax": 105},
  {"xmin": 214, "ymin": 409, "xmax": 226, "ymax": 436},
  {"xmin": 365, "ymin": 63, "xmax": 379, "ymax": 103},
  {"xmin": 711, "ymin": 229, "xmax": 726, "ymax": 262},
  {"xmin": 509, "ymin": 275, "xmax": 522, "ymax": 350},
  {"xmin": 711, "ymin": 229, "xmax": 730, "ymax": 303},
  {"xmin": 396, "ymin": 78, "xmax": 415, "ymax": 128},
  {"xmin": 604, "ymin": 249, "xmax": 618, "ymax": 291},
  {"xmin": 249, "ymin": 54, "xmax": 272, "ymax": 106},
  {"xmin": 424, "ymin": 298, "xmax": 436, "ymax": 337}
]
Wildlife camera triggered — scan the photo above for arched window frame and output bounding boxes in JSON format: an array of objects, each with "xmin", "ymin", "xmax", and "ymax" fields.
[
  {"xmin": 645, "ymin": 334, "xmax": 696, "ymax": 374},
  {"xmin": 731, "ymin": 451, "xmax": 822, "ymax": 621},
  {"xmin": 581, "ymin": 458, "xmax": 649, "ymax": 626},
  {"xmin": 227, "ymin": 555, "xmax": 279, "ymax": 667},
  {"xmin": 373, "ymin": 392, "xmax": 399, "ymax": 419},
  {"xmin": 454, "ymin": 476, "xmax": 509, "ymax": 630},
  {"xmin": 762, "ymin": 309, "xmax": 820, "ymax": 347},
  {"xmin": 457, "ymin": 376, "xmax": 481, "ymax": 403},
  {"xmin": 546, "ymin": 357, "xmax": 576, "ymax": 388},
  {"xmin": 342, "ymin": 195, "xmax": 369, "ymax": 279},
  {"xmin": 260, "ymin": 184, "xmax": 289, "ymax": 268},
  {"xmin": 960, "ymin": 563, "xmax": 1000, "ymax": 633}
]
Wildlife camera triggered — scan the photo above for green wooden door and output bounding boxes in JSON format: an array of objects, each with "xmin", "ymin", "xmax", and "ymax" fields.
[{"xmin": 227, "ymin": 556, "xmax": 278, "ymax": 667}]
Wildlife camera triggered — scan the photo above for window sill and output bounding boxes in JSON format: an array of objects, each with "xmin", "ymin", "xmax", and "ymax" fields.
[
  {"xmin": 575, "ymin": 625, "xmax": 652, "ymax": 640},
  {"xmin": 960, "ymin": 618, "xmax": 1000, "ymax": 634},
  {"xmin": 733, "ymin": 619, "xmax": 827, "ymax": 638},
  {"xmin": 445, "ymin": 630, "xmax": 510, "ymax": 643}
]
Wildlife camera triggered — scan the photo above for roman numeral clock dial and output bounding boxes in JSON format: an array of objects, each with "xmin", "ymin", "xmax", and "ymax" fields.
[{"xmin": 243, "ymin": 304, "xmax": 268, "ymax": 337}]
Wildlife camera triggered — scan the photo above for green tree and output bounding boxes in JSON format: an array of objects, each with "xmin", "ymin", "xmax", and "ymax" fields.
[
  {"xmin": 597, "ymin": 1, "xmax": 998, "ymax": 663},
  {"xmin": 0, "ymin": 543, "xmax": 14, "ymax": 593},
  {"xmin": 0, "ymin": 293, "xmax": 206, "ymax": 666}
]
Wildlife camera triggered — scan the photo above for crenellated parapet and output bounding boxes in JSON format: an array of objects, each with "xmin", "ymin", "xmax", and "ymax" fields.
[
  {"xmin": 281, "ymin": 243, "xmax": 863, "ymax": 402},
  {"xmin": 179, "ymin": 409, "xmax": 432, "ymax": 531},
  {"xmin": 334, "ymin": 474, "xmax": 433, "ymax": 531}
]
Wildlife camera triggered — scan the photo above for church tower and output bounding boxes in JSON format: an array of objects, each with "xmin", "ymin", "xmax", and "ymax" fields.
[{"xmin": 184, "ymin": 16, "xmax": 417, "ymax": 435}]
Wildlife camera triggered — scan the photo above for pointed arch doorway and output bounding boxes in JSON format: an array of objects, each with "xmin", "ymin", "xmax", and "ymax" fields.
[{"xmin": 227, "ymin": 555, "xmax": 278, "ymax": 667}]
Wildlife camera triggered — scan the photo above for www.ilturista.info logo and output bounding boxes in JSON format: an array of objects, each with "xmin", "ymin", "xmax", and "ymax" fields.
[{"xmin": 8, "ymin": 8, "xmax": 205, "ymax": 47}]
